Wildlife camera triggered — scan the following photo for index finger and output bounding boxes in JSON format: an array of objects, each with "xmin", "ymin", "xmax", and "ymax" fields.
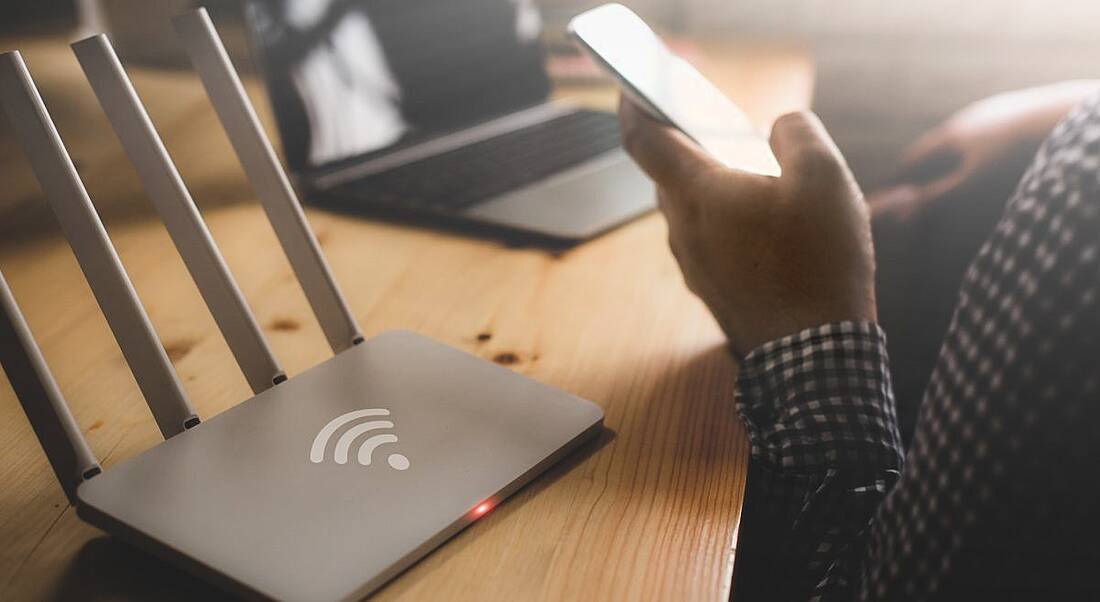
[
  {"xmin": 893, "ymin": 129, "xmax": 961, "ymax": 185},
  {"xmin": 617, "ymin": 95, "xmax": 720, "ymax": 188}
]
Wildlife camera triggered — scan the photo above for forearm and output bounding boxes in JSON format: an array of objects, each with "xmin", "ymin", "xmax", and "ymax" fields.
[
  {"xmin": 993, "ymin": 80, "xmax": 1100, "ymax": 142},
  {"xmin": 731, "ymin": 322, "xmax": 903, "ymax": 600}
]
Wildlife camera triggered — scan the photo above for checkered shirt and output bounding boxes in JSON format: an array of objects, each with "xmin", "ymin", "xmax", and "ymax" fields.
[{"xmin": 731, "ymin": 93, "xmax": 1100, "ymax": 601}]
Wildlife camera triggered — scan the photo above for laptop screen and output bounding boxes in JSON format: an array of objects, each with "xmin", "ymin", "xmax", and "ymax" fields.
[{"xmin": 243, "ymin": 0, "xmax": 552, "ymax": 173}]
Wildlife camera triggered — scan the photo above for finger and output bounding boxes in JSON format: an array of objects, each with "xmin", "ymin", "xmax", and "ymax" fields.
[
  {"xmin": 655, "ymin": 187, "xmax": 672, "ymax": 212},
  {"xmin": 868, "ymin": 160, "xmax": 968, "ymax": 224},
  {"xmin": 866, "ymin": 184, "xmax": 917, "ymax": 206},
  {"xmin": 898, "ymin": 128, "xmax": 950, "ymax": 170},
  {"xmin": 914, "ymin": 164, "xmax": 969, "ymax": 202},
  {"xmin": 868, "ymin": 184, "xmax": 923, "ymax": 223},
  {"xmin": 768, "ymin": 111, "xmax": 847, "ymax": 180},
  {"xmin": 667, "ymin": 226, "xmax": 684, "ymax": 265},
  {"xmin": 666, "ymin": 228, "xmax": 703, "ymax": 297},
  {"xmin": 655, "ymin": 184, "xmax": 698, "ymax": 216},
  {"xmin": 867, "ymin": 184, "xmax": 919, "ymax": 212},
  {"xmin": 661, "ymin": 188, "xmax": 698, "ymax": 251},
  {"xmin": 898, "ymin": 148, "xmax": 963, "ymax": 186},
  {"xmin": 889, "ymin": 126, "xmax": 967, "ymax": 185},
  {"xmin": 618, "ymin": 95, "xmax": 720, "ymax": 189}
]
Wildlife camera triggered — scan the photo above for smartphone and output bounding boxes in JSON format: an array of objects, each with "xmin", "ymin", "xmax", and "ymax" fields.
[{"xmin": 567, "ymin": 3, "xmax": 781, "ymax": 177}]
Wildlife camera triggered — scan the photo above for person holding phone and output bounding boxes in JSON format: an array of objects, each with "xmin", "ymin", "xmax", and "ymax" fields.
[{"xmin": 617, "ymin": 76, "xmax": 1100, "ymax": 600}]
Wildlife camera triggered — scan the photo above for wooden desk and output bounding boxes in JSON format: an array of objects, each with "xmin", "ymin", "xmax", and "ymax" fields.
[{"xmin": 0, "ymin": 33, "xmax": 812, "ymax": 601}]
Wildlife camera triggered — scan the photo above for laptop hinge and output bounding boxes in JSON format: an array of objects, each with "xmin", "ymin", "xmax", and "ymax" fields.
[{"xmin": 310, "ymin": 102, "xmax": 575, "ymax": 190}]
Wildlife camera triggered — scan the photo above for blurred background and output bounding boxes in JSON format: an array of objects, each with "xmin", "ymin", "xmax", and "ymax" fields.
[{"xmin": 5, "ymin": 0, "xmax": 1099, "ymax": 192}]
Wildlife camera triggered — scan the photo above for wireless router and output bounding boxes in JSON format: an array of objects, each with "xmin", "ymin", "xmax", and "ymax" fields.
[{"xmin": 0, "ymin": 10, "xmax": 602, "ymax": 600}]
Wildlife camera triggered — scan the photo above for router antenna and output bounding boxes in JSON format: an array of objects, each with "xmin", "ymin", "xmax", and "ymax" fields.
[
  {"xmin": 0, "ymin": 270, "xmax": 101, "ymax": 504},
  {"xmin": 0, "ymin": 51, "xmax": 199, "ymax": 438},
  {"xmin": 172, "ymin": 8, "xmax": 364, "ymax": 353},
  {"xmin": 72, "ymin": 34, "xmax": 286, "ymax": 393}
]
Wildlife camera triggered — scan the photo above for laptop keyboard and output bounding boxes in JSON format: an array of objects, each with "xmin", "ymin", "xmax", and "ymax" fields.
[{"xmin": 334, "ymin": 109, "xmax": 622, "ymax": 211}]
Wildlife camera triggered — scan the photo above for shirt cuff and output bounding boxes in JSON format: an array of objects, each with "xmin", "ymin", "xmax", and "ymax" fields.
[{"xmin": 734, "ymin": 321, "xmax": 902, "ymax": 472}]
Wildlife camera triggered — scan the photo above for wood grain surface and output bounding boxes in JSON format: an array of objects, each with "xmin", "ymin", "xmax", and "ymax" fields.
[{"xmin": 0, "ymin": 31, "xmax": 811, "ymax": 601}]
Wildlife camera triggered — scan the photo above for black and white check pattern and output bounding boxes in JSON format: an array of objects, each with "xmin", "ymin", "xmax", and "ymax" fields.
[
  {"xmin": 733, "ymin": 322, "xmax": 904, "ymax": 600},
  {"xmin": 732, "ymin": 93, "xmax": 1100, "ymax": 601}
]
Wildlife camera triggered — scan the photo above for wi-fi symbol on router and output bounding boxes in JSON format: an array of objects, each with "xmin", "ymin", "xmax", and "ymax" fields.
[{"xmin": 309, "ymin": 408, "xmax": 410, "ymax": 470}]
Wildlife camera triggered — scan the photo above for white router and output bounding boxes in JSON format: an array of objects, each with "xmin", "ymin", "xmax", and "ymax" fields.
[{"xmin": 0, "ymin": 10, "xmax": 602, "ymax": 600}]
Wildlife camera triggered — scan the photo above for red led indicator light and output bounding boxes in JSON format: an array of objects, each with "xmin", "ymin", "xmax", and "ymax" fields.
[{"xmin": 472, "ymin": 502, "xmax": 493, "ymax": 517}]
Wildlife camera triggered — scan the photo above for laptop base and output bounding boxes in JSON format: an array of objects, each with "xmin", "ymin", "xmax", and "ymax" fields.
[{"xmin": 320, "ymin": 148, "xmax": 656, "ymax": 242}]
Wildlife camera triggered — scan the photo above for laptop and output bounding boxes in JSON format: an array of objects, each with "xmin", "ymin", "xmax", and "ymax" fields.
[{"xmin": 239, "ymin": 0, "xmax": 655, "ymax": 241}]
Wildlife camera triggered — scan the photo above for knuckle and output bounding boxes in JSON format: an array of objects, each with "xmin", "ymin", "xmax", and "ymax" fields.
[
  {"xmin": 774, "ymin": 110, "xmax": 812, "ymax": 129},
  {"xmin": 667, "ymin": 234, "xmax": 682, "ymax": 260},
  {"xmin": 773, "ymin": 111, "xmax": 822, "ymax": 144},
  {"xmin": 620, "ymin": 126, "xmax": 641, "ymax": 156},
  {"xmin": 795, "ymin": 144, "xmax": 843, "ymax": 179},
  {"xmin": 661, "ymin": 188, "xmax": 703, "ymax": 221},
  {"xmin": 618, "ymin": 115, "xmax": 646, "ymax": 157},
  {"xmin": 809, "ymin": 145, "xmax": 841, "ymax": 171},
  {"xmin": 683, "ymin": 277, "xmax": 701, "ymax": 297}
]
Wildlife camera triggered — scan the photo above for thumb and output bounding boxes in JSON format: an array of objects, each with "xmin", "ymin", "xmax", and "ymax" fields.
[{"xmin": 768, "ymin": 111, "xmax": 848, "ymax": 182}]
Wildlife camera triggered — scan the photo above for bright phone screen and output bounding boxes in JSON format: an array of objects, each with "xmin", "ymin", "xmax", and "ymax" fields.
[{"xmin": 569, "ymin": 4, "xmax": 781, "ymax": 176}]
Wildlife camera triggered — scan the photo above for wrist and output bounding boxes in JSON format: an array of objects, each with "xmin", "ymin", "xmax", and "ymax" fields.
[
  {"xmin": 734, "ymin": 321, "xmax": 901, "ymax": 471},
  {"xmin": 735, "ymin": 298, "xmax": 878, "ymax": 358}
]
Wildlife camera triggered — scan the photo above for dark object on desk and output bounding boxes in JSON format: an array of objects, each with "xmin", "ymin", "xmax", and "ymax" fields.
[
  {"xmin": 0, "ymin": 2, "xmax": 76, "ymax": 32},
  {"xmin": 241, "ymin": 0, "xmax": 654, "ymax": 241}
]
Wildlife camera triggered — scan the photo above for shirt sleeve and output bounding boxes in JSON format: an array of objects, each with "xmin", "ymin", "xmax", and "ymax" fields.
[
  {"xmin": 733, "ymin": 94, "xmax": 1100, "ymax": 601},
  {"xmin": 730, "ymin": 321, "xmax": 904, "ymax": 601}
]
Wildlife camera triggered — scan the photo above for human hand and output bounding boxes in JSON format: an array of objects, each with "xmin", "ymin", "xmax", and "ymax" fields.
[
  {"xmin": 869, "ymin": 80, "xmax": 1100, "ymax": 223},
  {"xmin": 619, "ymin": 97, "xmax": 876, "ymax": 356}
]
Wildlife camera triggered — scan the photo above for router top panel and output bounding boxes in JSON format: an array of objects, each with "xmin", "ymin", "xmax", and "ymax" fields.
[{"xmin": 76, "ymin": 331, "xmax": 603, "ymax": 601}]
